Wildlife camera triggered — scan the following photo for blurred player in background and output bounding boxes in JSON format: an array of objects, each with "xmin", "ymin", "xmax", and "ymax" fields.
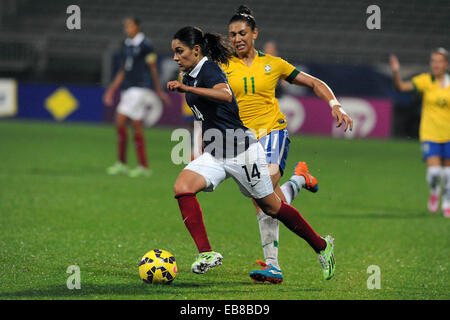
[
  {"xmin": 168, "ymin": 26, "xmax": 336, "ymax": 281},
  {"xmin": 103, "ymin": 17, "xmax": 169, "ymax": 178},
  {"xmin": 390, "ymin": 48, "xmax": 450, "ymax": 218},
  {"xmin": 223, "ymin": 5, "xmax": 353, "ymax": 283}
]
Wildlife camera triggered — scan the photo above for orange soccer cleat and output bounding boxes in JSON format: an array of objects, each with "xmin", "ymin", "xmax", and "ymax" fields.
[{"xmin": 292, "ymin": 161, "xmax": 319, "ymax": 193}]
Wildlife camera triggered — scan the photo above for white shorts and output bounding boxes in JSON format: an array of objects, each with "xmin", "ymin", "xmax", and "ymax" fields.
[
  {"xmin": 117, "ymin": 87, "xmax": 161, "ymax": 121},
  {"xmin": 184, "ymin": 142, "xmax": 274, "ymax": 199}
]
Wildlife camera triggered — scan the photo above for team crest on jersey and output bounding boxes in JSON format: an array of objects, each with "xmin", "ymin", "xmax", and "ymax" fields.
[{"xmin": 264, "ymin": 64, "xmax": 271, "ymax": 73}]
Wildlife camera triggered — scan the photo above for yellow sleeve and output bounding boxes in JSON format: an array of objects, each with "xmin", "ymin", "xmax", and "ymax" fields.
[
  {"xmin": 276, "ymin": 57, "xmax": 300, "ymax": 83},
  {"xmin": 411, "ymin": 73, "xmax": 430, "ymax": 93}
]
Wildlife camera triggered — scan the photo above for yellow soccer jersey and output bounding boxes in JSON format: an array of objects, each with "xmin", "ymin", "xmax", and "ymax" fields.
[
  {"xmin": 221, "ymin": 51, "xmax": 299, "ymax": 139},
  {"xmin": 412, "ymin": 73, "xmax": 450, "ymax": 142}
]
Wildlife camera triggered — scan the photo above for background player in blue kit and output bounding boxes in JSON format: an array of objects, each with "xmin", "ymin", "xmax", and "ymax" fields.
[
  {"xmin": 103, "ymin": 17, "xmax": 169, "ymax": 178},
  {"xmin": 167, "ymin": 26, "xmax": 335, "ymax": 280}
]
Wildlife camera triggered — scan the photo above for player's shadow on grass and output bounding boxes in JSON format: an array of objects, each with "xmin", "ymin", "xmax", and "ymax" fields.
[
  {"xmin": 0, "ymin": 281, "xmax": 321, "ymax": 299},
  {"xmin": 27, "ymin": 166, "xmax": 107, "ymax": 177},
  {"xmin": 320, "ymin": 211, "xmax": 430, "ymax": 219}
]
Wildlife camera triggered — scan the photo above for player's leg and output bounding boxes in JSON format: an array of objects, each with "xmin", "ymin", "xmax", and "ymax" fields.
[
  {"xmin": 281, "ymin": 161, "xmax": 319, "ymax": 204},
  {"xmin": 441, "ymin": 142, "xmax": 450, "ymax": 217},
  {"xmin": 230, "ymin": 142, "xmax": 335, "ymax": 280},
  {"xmin": 255, "ymin": 193, "xmax": 335, "ymax": 280},
  {"xmin": 107, "ymin": 112, "xmax": 129, "ymax": 175},
  {"xmin": 175, "ymin": 153, "xmax": 227, "ymax": 273},
  {"xmin": 250, "ymin": 130, "xmax": 288, "ymax": 282},
  {"xmin": 250, "ymin": 166, "xmax": 284, "ymax": 283},
  {"xmin": 423, "ymin": 142, "xmax": 443, "ymax": 213},
  {"xmin": 124, "ymin": 88, "xmax": 152, "ymax": 177},
  {"xmin": 129, "ymin": 119, "xmax": 152, "ymax": 177}
]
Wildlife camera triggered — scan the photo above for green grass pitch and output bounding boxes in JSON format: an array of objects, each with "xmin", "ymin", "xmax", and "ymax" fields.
[{"xmin": 0, "ymin": 120, "xmax": 448, "ymax": 300}]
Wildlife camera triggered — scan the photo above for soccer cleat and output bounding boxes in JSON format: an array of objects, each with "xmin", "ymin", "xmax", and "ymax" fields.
[
  {"xmin": 428, "ymin": 194, "xmax": 440, "ymax": 213},
  {"xmin": 128, "ymin": 166, "xmax": 152, "ymax": 178},
  {"xmin": 318, "ymin": 235, "xmax": 335, "ymax": 280},
  {"xmin": 249, "ymin": 260, "xmax": 283, "ymax": 284},
  {"xmin": 191, "ymin": 251, "xmax": 223, "ymax": 274},
  {"xmin": 107, "ymin": 162, "xmax": 128, "ymax": 175},
  {"xmin": 292, "ymin": 161, "xmax": 319, "ymax": 193}
]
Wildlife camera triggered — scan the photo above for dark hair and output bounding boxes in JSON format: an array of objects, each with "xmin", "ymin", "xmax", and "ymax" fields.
[
  {"xmin": 124, "ymin": 16, "xmax": 141, "ymax": 27},
  {"xmin": 228, "ymin": 5, "xmax": 256, "ymax": 30},
  {"xmin": 173, "ymin": 26, "xmax": 232, "ymax": 65}
]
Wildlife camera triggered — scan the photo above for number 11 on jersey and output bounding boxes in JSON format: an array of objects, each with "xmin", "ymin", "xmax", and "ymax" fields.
[{"xmin": 243, "ymin": 77, "xmax": 255, "ymax": 94}]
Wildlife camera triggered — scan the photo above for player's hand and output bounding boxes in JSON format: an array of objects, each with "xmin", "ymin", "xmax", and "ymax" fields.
[
  {"xmin": 167, "ymin": 80, "xmax": 188, "ymax": 93},
  {"xmin": 103, "ymin": 89, "xmax": 115, "ymax": 107},
  {"xmin": 389, "ymin": 55, "xmax": 400, "ymax": 72},
  {"xmin": 331, "ymin": 105, "xmax": 353, "ymax": 132}
]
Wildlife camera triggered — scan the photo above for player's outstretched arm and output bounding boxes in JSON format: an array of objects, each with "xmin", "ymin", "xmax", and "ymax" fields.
[
  {"xmin": 389, "ymin": 55, "xmax": 414, "ymax": 92},
  {"xmin": 167, "ymin": 81, "xmax": 233, "ymax": 103},
  {"xmin": 291, "ymin": 72, "xmax": 353, "ymax": 132}
]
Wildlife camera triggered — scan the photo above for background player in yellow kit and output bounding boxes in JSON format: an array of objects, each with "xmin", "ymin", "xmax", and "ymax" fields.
[
  {"xmin": 390, "ymin": 48, "xmax": 450, "ymax": 218},
  {"xmin": 223, "ymin": 5, "xmax": 353, "ymax": 283}
]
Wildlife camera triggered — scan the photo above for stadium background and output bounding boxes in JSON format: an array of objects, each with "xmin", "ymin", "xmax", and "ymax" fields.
[
  {"xmin": 1, "ymin": 0, "xmax": 449, "ymax": 138},
  {"xmin": 0, "ymin": 0, "xmax": 449, "ymax": 301}
]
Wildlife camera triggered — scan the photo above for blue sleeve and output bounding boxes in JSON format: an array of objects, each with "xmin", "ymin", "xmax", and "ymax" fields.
[
  {"xmin": 142, "ymin": 40, "xmax": 154, "ymax": 56},
  {"xmin": 202, "ymin": 62, "xmax": 228, "ymax": 88}
]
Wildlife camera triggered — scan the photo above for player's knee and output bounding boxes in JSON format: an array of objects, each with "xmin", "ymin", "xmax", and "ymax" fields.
[
  {"xmin": 257, "ymin": 202, "xmax": 278, "ymax": 217},
  {"xmin": 174, "ymin": 181, "xmax": 194, "ymax": 196}
]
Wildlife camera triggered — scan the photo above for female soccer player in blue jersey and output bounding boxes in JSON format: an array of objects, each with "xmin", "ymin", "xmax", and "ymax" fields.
[
  {"xmin": 222, "ymin": 5, "xmax": 353, "ymax": 283},
  {"xmin": 167, "ymin": 26, "xmax": 336, "ymax": 280},
  {"xmin": 103, "ymin": 17, "xmax": 169, "ymax": 178}
]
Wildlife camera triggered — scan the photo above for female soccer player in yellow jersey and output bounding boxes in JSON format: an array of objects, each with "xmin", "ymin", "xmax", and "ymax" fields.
[
  {"xmin": 222, "ymin": 5, "xmax": 353, "ymax": 283},
  {"xmin": 390, "ymin": 48, "xmax": 450, "ymax": 218}
]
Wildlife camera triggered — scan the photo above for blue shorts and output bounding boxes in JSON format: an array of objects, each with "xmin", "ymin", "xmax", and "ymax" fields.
[
  {"xmin": 258, "ymin": 129, "xmax": 290, "ymax": 175},
  {"xmin": 421, "ymin": 141, "xmax": 450, "ymax": 160}
]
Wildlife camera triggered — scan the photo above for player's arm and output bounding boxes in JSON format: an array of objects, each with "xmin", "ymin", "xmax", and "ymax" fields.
[
  {"xmin": 291, "ymin": 72, "xmax": 353, "ymax": 132},
  {"xmin": 103, "ymin": 69, "xmax": 125, "ymax": 107},
  {"xmin": 389, "ymin": 55, "xmax": 414, "ymax": 92},
  {"xmin": 167, "ymin": 81, "xmax": 233, "ymax": 103},
  {"xmin": 147, "ymin": 55, "xmax": 170, "ymax": 106}
]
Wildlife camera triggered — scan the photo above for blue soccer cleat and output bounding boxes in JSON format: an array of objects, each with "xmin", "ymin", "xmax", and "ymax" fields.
[{"xmin": 249, "ymin": 260, "xmax": 283, "ymax": 284}]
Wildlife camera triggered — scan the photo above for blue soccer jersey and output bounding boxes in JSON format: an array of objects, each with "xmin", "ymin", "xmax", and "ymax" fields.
[
  {"xmin": 182, "ymin": 57, "xmax": 256, "ymax": 157},
  {"xmin": 120, "ymin": 32, "xmax": 156, "ymax": 90}
]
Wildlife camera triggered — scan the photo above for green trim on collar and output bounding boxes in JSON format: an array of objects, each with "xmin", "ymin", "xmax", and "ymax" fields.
[{"xmin": 257, "ymin": 50, "xmax": 266, "ymax": 57}]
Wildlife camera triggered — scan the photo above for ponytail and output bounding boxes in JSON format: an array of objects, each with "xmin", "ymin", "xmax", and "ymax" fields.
[{"xmin": 203, "ymin": 32, "xmax": 232, "ymax": 65}]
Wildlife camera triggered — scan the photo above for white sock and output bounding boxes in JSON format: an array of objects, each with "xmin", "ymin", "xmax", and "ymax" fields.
[
  {"xmin": 256, "ymin": 211, "xmax": 280, "ymax": 270},
  {"xmin": 442, "ymin": 167, "xmax": 450, "ymax": 209},
  {"xmin": 280, "ymin": 175, "xmax": 306, "ymax": 204},
  {"xmin": 426, "ymin": 166, "xmax": 442, "ymax": 196}
]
